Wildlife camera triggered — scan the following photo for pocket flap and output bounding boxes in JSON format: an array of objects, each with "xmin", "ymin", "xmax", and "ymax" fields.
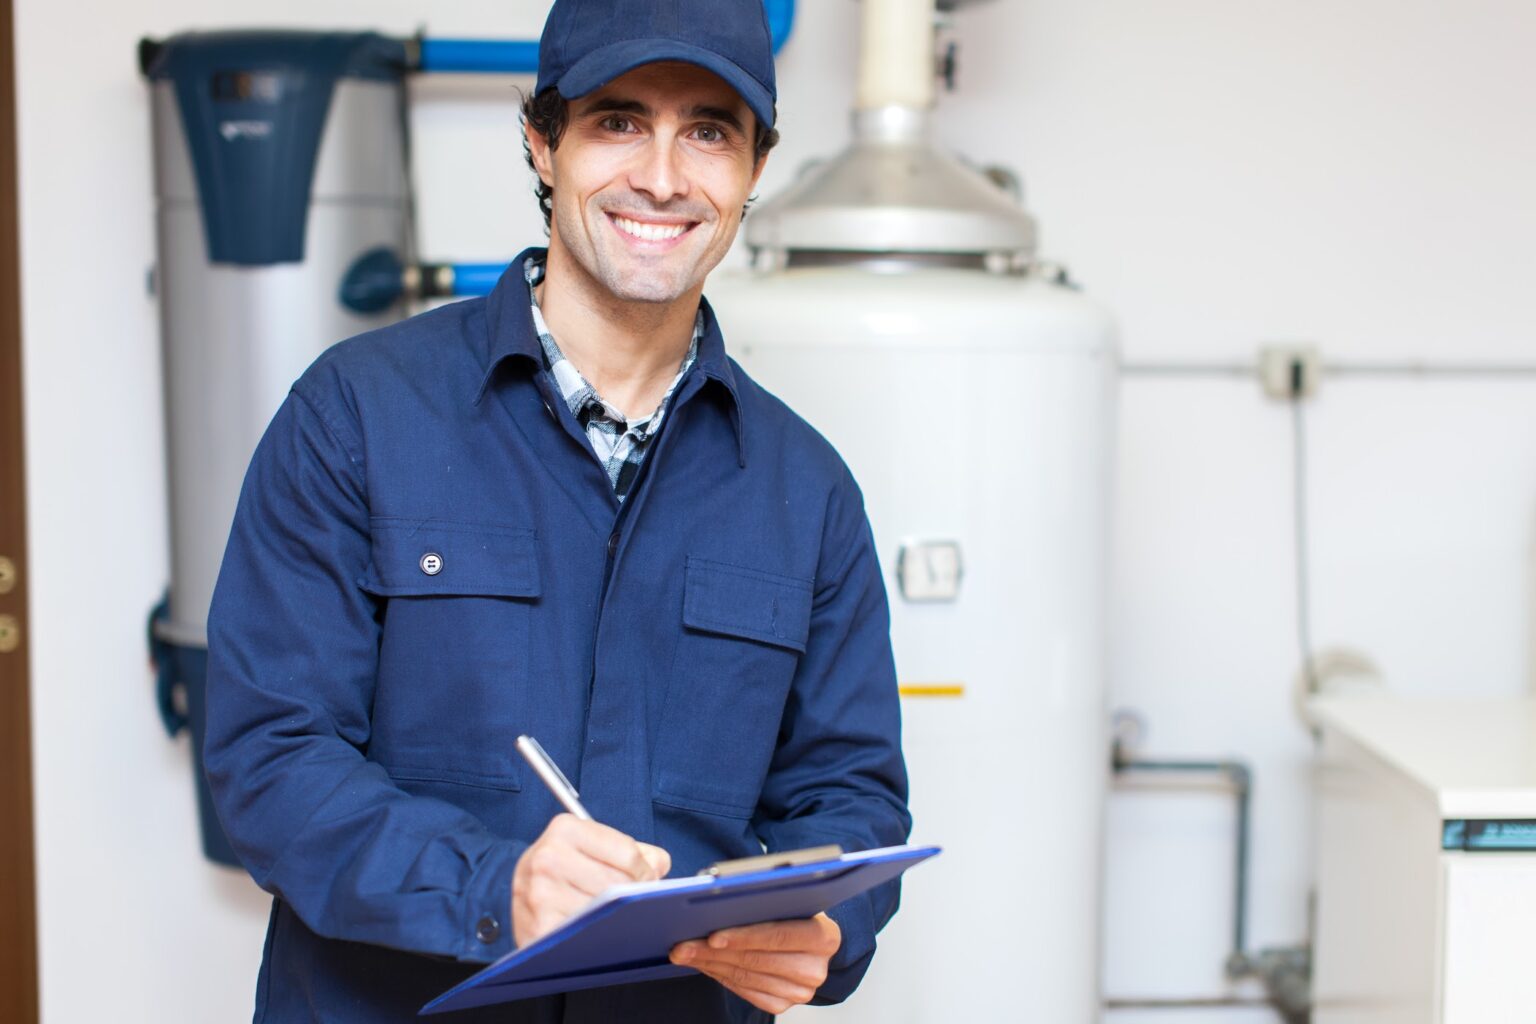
[
  {"xmin": 682, "ymin": 557, "xmax": 812, "ymax": 653},
  {"xmin": 360, "ymin": 519, "xmax": 541, "ymax": 598}
]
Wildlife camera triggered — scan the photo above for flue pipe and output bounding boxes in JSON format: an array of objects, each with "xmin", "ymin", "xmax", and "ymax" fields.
[{"xmin": 856, "ymin": 0, "xmax": 937, "ymax": 112}]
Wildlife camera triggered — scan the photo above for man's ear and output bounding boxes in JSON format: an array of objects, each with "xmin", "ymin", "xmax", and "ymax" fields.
[
  {"xmin": 526, "ymin": 124, "xmax": 556, "ymax": 188},
  {"xmin": 749, "ymin": 152, "xmax": 769, "ymax": 195}
]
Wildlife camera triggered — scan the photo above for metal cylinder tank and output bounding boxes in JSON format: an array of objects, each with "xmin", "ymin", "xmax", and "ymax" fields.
[
  {"xmin": 141, "ymin": 31, "xmax": 411, "ymax": 863},
  {"xmin": 707, "ymin": 7, "xmax": 1117, "ymax": 1012}
]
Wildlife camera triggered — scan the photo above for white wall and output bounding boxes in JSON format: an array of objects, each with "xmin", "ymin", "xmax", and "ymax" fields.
[
  {"xmin": 16, "ymin": 1, "xmax": 1536, "ymax": 1022},
  {"xmin": 950, "ymin": 3, "xmax": 1536, "ymax": 1017}
]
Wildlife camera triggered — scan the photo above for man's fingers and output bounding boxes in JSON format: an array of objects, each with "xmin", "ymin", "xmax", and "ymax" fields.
[
  {"xmin": 691, "ymin": 959, "xmax": 817, "ymax": 1001},
  {"xmin": 637, "ymin": 842, "xmax": 672, "ymax": 879},
  {"xmin": 706, "ymin": 980, "xmax": 800, "ymax": 1017},
  {"xmin": 517, "ymin": 869, "xmax": 625, "ymax": 938},
  {"xmin": 706, "ymin": 913, "xmax": 841, "ymax": 953},
  {"xmin": 552, "ymin": 816, "xmax": 662, "ymax": 880},
  {"xmin": 513, "ymin": 882, "xmax": 591, "ymax": 945},
  {"xmin": 513, "ymin": 820, "xmax": 674, "ymax": 948},
  {"xmin": 681, "ymin": 948, "xmax": 828, "ymax": 988},
  {"xmin": 705, "ymin": 920, "xmax": 802, "ymax": 951},
  {"xmin": 714, "ymin": 982, "xmax": 803, "ymax": 1016},
  {"xmin": 686, "ymin": 961, "xmax": 818, "ymax": 1013},
  {"xmin": 516, "ymin": 874, "xmax": 593, "ymax": 918},
  {"xmin": 523, "ymin": 840, "xmax": 634, "ymax": 897},
  {"xmin": 671, "ymin": 927, "xmax": 833, "ymax": 1014}
]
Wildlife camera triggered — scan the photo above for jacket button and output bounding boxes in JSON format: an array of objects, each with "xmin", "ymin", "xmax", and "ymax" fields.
[
  {"xmin": 420, "ymin": 552, "xmax": 443, "ymax": 576},
  {"xmin": 606, "ymin": 533, "xmax": 620, "ymax": 557},
  {"xmin": 475, "ymin": 914, "xmax": 500, "ymax": 944}
]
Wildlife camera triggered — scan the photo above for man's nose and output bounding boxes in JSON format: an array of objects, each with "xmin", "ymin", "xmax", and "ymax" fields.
[{"xmin": 628, "ymin": 133, "xmax": 688, "ymax": 204}]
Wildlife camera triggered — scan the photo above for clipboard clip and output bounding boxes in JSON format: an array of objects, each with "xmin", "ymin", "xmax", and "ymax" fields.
[{"xmin": 700, "ymin": 844, "xmax": 844, "ymax": 879}]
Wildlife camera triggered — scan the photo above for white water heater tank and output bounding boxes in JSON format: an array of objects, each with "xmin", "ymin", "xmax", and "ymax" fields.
[{"xmin": 707, "ymin": 29, "xmax": 1117, "ymax": 1014}]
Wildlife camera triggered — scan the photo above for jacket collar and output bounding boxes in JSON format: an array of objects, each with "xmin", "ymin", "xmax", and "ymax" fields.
[{"xmin": 474, "ymin": 247, "xmax": 747, "ymax": 467}]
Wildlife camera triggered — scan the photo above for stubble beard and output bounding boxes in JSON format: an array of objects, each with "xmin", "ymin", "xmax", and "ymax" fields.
[{"xmin": 558, "ymin": 196, "xmax": 719, "ymax": 306}]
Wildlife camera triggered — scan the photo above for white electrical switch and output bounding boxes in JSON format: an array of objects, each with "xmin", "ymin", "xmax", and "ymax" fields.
[
  {"xmin": 897, "ymin": 540, "xmax": 963, "ymax": 602},
  {"xmin": 1259, "ymin": 344, "xmax": 1322, "ymax": 399}
]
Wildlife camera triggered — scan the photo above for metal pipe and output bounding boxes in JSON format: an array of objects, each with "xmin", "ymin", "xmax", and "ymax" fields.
[
  {"xmin": 1326, "ymin": 361, "xmax": 1536, "ymax": 377},
  {"xmin": 1106, "ymin": 997, "xmax": 1275, "ymax": 1010},
  {"xmin": 1121, "ymin": 360, "xmax": 1536, "ymax": 379},
  {"xmin": 1120, "ymin": 362, "xmax": 1256, "ymax": 378},
  {"xmin": 1110, "ymin": 744, "xmax": 1253, "ymax": 962},
  {"xmin": 1109, "ymin": 725, "xmax": 1313, "ymax": 1022}
]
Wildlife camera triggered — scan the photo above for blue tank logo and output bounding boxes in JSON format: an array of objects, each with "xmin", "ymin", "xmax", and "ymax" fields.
[{"xmin": 218, "ymin": 120, "xmax": 272, "ymax": 141}]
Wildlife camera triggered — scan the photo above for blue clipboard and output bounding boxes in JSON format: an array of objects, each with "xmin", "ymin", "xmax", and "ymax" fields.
[{"xmin": 421, "ymin": 843, "xmax": 940, "ymax": 1015}]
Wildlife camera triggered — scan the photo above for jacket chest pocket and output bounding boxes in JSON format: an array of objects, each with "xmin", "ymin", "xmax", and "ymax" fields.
[
  {"xmin": 655, "ymin": 557, "xmax": 813, "ymax": 819},
  {"xmin": 359, "ymin": 519, "xmax": 541, "ymax": 791}
]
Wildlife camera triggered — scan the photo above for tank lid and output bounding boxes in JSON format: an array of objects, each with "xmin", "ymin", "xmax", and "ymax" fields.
[
  {"xmin": 745, "ymin": 106, "xmax": 1037, "ymax": 263},
  {"xmin": 139, "ymin": 31, "xmax": 406, "ymax": 266},
  {"xmin": 140, "ymin": 31, "xmax": 407, "ymax": 83}
]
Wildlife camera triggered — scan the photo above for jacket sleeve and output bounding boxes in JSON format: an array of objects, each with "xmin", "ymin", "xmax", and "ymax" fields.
[
  {"xmin": 753, "ymin": 470, "xmax": 913, "ymax": 1004},
  {"xmin": 203, "ymin": 378, "xmax": 523, "ymax": 964}
]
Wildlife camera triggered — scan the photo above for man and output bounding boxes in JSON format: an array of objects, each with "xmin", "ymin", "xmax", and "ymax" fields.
[{"xmin": 204, "ymin": 1, "xmax": 910, "ymax": 1021}]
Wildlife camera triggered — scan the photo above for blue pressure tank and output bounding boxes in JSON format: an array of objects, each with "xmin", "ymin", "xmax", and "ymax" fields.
[{"xmin": 141, "ymin": 31, "xmax": 412, "ymax": 866}]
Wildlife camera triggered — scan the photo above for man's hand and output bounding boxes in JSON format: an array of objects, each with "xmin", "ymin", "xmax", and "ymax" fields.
[
  {"xmin": 512, "ymin": 814, "xmax": 671, "ymax": 947},
  {"xmin": 669, "ymin": 912, "xmax": 842, "ymax": 1014}
]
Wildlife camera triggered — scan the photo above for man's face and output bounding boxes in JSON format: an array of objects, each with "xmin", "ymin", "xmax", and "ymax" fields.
[{"xmin": 528, "ymin": 62, "xmax": 767, "ymax": 305}]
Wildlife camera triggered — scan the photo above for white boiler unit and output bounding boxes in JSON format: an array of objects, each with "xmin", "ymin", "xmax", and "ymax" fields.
[{"xmin": 708, "ymin": 2, "xmax": 1118, "ymax": 1019}]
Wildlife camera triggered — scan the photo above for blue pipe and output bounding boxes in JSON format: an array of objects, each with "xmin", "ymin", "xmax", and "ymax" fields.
[
  {"xmin": 417, "ymin": 38, "xmax": 540, "ymax": 74},
  {"xmin": 448, "ymin": 263, "xmax": 511, "ymax": 296},
  {"xmin": 416, "ymin": 0, "xmax": 795, "ymax": 73},
  {"xmin": 764, "ymin": 0, "xmax": 795, "ymax": 52},
  {"xmin": 340, "ymin": 249, "xmax": 513, "ymax": 311}
]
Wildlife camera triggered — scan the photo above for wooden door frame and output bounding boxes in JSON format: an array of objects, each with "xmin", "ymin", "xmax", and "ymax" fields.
[{"xmin": 0, "ymin": 0, "xmax": 39, "ymax": 1019}]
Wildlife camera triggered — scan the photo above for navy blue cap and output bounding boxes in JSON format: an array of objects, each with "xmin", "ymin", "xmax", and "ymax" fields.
[{"xmin": 536, "ymin": 0, "xmax": 777, "ymax": 129}]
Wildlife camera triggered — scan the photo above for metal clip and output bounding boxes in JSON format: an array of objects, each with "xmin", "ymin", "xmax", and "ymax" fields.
[{"xmin": 700, "ymin": 844, "xmax": 844, "ymax": 879}]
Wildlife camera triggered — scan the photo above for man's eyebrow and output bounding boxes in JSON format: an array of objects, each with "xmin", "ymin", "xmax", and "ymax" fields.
[
  {"xmin": 581, "ymin": 97, "xmax": 653, "ymax": 118},
  {"xmin": 689, "ymin": 105, "xmax": 746, "ymax": 134}
]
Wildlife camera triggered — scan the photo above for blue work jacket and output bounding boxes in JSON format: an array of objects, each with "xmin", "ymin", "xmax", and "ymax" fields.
[{"xmin": 204, "ymin": 248, "xmax": 911, "ymax": 1023}]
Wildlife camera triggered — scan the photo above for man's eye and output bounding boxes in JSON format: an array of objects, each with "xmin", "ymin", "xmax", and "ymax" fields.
[
  {"xmin": 601, "ymin": 116, "xmax": 633, "ymax": 133},
  {"xmin": 696, "ymin": 125, "xmax": 721, "ymax": 143}
]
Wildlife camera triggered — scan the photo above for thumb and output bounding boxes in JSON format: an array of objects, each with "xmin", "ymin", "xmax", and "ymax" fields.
[{"xmin": 637, "ymin": 842, "xmax": 672, "ymax": 880}]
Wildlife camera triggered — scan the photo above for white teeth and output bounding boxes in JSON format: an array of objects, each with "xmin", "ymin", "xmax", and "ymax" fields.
[{"xmin": 614, "ymin": 216, "xmax": 687, "ymax": 241}]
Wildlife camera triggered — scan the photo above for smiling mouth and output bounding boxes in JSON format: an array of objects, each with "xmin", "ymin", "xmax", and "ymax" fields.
[{"xmin": 608, "ymin": 213, "xmax": 697, "ymax": 243}]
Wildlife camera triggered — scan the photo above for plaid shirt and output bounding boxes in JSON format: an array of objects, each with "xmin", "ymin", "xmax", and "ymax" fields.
[{"xmin": 525, "ymin": 257, "xmax": 700, "ymax": 501}]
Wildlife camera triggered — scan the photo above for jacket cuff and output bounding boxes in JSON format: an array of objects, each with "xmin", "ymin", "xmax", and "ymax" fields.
[
  {"xmin": 812, "ymin": 893, "xmax": 878, "ymax": 1004},
  {"xmin": 457, "ymin": 839, "xmax": 526, "ymax": 963}
]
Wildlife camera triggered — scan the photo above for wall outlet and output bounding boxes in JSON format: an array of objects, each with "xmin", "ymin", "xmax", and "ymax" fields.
[{"xmin": 1260, "ymin": 344, "xmax": 1322, "ymax": 399}]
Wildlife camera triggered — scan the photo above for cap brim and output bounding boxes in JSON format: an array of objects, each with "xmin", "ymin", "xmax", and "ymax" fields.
[{"xmin": 555, "ymin": 38, "xmax": 775, "ymax": 131}]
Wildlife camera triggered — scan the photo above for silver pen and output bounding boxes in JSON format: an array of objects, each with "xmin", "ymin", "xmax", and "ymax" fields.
[{"xmin": 515, "ymin": 734, "xmax": 594, "ymax": 821}]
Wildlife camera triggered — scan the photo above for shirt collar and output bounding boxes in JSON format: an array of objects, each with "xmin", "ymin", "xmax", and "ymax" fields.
[
  {"xmin": 475, "ymin": 245, "xmax": 549, "ymax": 397},
  {"xmin": 691, "ymin": 298, "xmax": 747, "ymax": 467},
  {"xmin": 475, "ymin": 246, "xmax": 748, "ymax": 467},
  {"xmin": 525, "ymin": 255, "xmax": 700, "ymax": 429}
]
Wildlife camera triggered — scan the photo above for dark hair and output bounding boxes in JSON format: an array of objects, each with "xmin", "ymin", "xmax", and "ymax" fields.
[{"xmin": 520, "ymin": 87, "xmax": 781, "ymax": 233}]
